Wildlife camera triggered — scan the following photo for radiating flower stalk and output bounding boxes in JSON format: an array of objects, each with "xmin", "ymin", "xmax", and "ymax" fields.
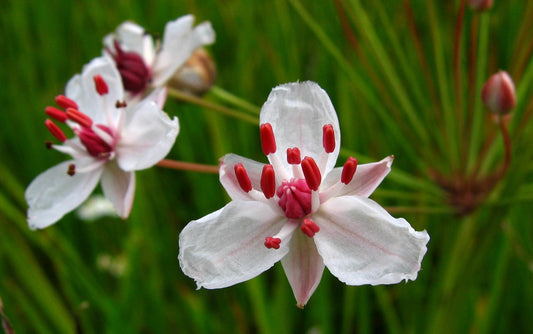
[{"xmin": 0, "ymin": 295, "xmax": 14, "ymax": 334}]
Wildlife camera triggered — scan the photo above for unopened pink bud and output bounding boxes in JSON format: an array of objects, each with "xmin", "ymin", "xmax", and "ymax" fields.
[
  {"xmin": 468, "ymin": 0, "xmax": 493, "ymax": 11},
  {"xmin": 481, "ymin": 71, "xmax": 516, "ymax": 115}
]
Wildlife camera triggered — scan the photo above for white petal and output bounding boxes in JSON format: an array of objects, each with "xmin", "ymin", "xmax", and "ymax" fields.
[
  {"xmin": 116, "ymin": 93, "xmax": 179, "ymax": 171},
  {"xmin": 179, "ymin": 200, "xmax": 288, "ymax": 289},
  {"xmin": 101, "ymin": 161, "xmax": 135, "ymax": 219},
  {"xmin": 151, "ymin": 15, "xmax": 216, "ymax": 87},
  {"xmin": 65, "ymin": 57, "xmax": 124, "ymax": 124},
  {"xmin": 105, "ymin": 21, "xmax": 156, "ymax": 63},
  {"xmin": 220, "ymin": 153, "xmax": 266, "ymax": 201},
  {"xmin": 321, "ymin": 156, "xmax": 393, "ymax": 198},
  {"xmin": 259, "ymin": 81, "xmax": 341, "ymax": 175},
  {"xmin": 25, "ymin": 160, "xmax": 103, "ymax": 229},
  {"xmin": 313, "ymin": 196, "xmax": 429, "ymax": 285},
  {"xmin": 281, "ymin": 232, "xmax": 325, "ymax": 308}
]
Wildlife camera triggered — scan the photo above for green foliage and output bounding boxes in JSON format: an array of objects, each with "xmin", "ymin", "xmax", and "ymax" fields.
[{"xmin": 1, "ymin": 0, "xmax": 533, "ymax": 333}]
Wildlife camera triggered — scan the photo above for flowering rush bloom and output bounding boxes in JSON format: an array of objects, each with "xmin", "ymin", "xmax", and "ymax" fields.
[
  {"xmin": 103, "ymin": 15, "xmax": 215, "ymax": 100},
  {"xmin": 179, "ymin": 81, "xmax": 430, "ymax": 307},
  {"xmin": 25, "ymin": 57, "xmax": 179, "ymax": 229}
]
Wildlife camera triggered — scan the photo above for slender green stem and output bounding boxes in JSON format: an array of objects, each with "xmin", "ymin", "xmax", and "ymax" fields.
[
  {"xmin": 167, "ymin": 87, "xmax": 258, "ymax": 125},
  {"xmin": 210, "ymin": 85, "xmax": 261, "ymax": 115}
]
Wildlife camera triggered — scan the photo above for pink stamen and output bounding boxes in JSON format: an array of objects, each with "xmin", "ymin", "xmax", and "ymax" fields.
[
  {"xmin": 301, "ymin": 218, "xmax": 320, "ymax": 237},
  {"xmin": 44, "ymin": 119, "xmax": 67, "ymax": 142},
  {"xmin": 45, "ymin": 106, "xmax": 68, "ymax": 122},
  {"xmin": 260, "ymin": 164, "xmax": 276, "ymax": 199},
  {"xmin": 260, "ymin": 123, "xmax": 277, "ymax": 155},
  {"xmin": 264, "ymin": 237, "xmax": 281, "ymax": 249},
  {"xmin": 55, "ymin": 95, "xmax": 78, "ymax": 110},
  {"xmin": 66, "ymin": 108, "xmax": 93, "ymax": 128},
  {"xmin": 322, "ymin": 124, "xmax": 335, "ymax": 153},
  {"xmin": 301, "ymin": 157, "xmax": 321, "ymax": 191},
  {"xmin": 341, "ymin": 157, "xmax": 358, "ymax": 184},
  {"xmin": 234, "ymin": 163, "xmax": 252, "ymax": 193},
  {"xmin": 287, "ymin": 147, "xmax": 301, "ymax": 164},
  {"xmin": 93, "ymin": 75, "xmax": 109, "ymax": 95}
]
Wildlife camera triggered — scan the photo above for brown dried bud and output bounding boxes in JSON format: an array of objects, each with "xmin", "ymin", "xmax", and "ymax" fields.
[
  {"xmin": 481, "ymin": 71, "xmax": 516, "ymax": 115},
  {"xmin": 468, "ymin": 0, "xmax": 493, "ymax": 11},
  {"xmin": 168, "ymin": 48, "xmax": 216, "ymax": 96}
]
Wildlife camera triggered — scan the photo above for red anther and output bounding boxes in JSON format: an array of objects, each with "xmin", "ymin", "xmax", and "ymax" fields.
[
  {"xmin": 287, "ymin": 147, "xmax": 301, "ymax": 164},
  {"xmin": 44, "ymin": 119, "xmax": 67, "ymax": 142},
  {"xmin": 234, "ymin": 163, "xmax": 252, "ymax": 193},
  {"xmin": 55, "ymin": 95, "xmax": 78, "ymax": 110},
  {"xmin": 260, "ymin": 164, "xmax": 276, "ymax": 199},
  {"xmin": 93, "ymin": 75, "xmax": 109, "ymax": 95},
  {"xmin": 45, "ymin": 106, "xmax": 68, "ymax": 122},
  {"xmin": 301, "ymin": 219, "xmax": 320, "ymax": 237},
  {"xmin": 66, "ymin": 108, "xmax": 93, "ymax": 128},
  {"xmin": 67, "ymin": 164, "xmax": 76, "ymax": 176},
  {"xmin": 260, "ymin": 123, "xmax": 277, "ymax": 155},
  {"xmin": 301, "ymin": 157, "xmax": 321, "ymax": 191},
  {"xmin": 341, "ymin": 157, "xmax": 358, "ymax": 184},
  {"xmin": 322, "ymin": 124, "xmax": 335, "ymax": 153},
  {"xmin": 264, "ymin": 237, "xmax": 281, "ymax": 249}
]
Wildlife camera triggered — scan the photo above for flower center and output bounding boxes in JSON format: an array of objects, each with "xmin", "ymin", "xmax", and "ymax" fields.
[
  {"xmin": 276, "ymin": 179, "xmax": 312, "ymax": 219},
  {"xmin": 78, "ymin": 125, "xmax": 114, "ymax": 159},
  {"xmin": 109, "ymin": 41, "xmax": 151, "ymax": 95}
]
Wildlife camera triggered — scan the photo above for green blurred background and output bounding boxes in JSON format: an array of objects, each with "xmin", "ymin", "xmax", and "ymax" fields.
[{"xmin": 1, "ymin": 0, "xmax": 533, "ymax": 333}]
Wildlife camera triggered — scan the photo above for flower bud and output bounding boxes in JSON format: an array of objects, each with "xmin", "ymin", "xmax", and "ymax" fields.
[
  {"xmin": 481, "ymin": 71, "xmax": 516, "ymax": 115},
  {"xmin": 168, "ymin": 48, "xmax": 216, "ymax": 96},
  {"xmin": 468, "ymin": 0, "xmax": 493, "ymax": 12}
]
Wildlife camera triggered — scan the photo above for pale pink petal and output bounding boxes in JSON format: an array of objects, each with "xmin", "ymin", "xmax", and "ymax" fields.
[
  {"xmin": 65, "ymin": 57, "xmax": 124, "ymax": 124},
  {"xmin": 281, "ymin": 232, "xmax": 325, "ymax": 308},
  {"xmin": 116, "ymin": 92, "xmax": 179, "ymax": 171},
  {"xmin": 321, "ymin": 156, "xmax": 393, "ymax": 198},
  {"xmin": 25, "ymin": 160, "xmax": 103, "ymax": 229},
  {"xmin": 179, "ymin": 201, "xmax": 289, "ymax": 289},
  {"xmin": 219, "ymin": 153, "xmax": 265, "ymax": 201},
  {"xmin": 151, "ymin": 15, "xmax": 215, "ymax": 87},
  {"xmin": 100, "ymin": 161, "xmax": 135, "ymax": 219},
  {"xmin": 313, "ymin": 196, "xmax": 429, "ymax": 285},
  {"xmin": 259, "ymin": 81, "xmax": 341, "ymax": 175}
]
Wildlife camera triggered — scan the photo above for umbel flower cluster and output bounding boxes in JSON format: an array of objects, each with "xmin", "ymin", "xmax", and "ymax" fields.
[{"xmin": 26, "ymin": 15, "xmax": 430, "ymax": 307}]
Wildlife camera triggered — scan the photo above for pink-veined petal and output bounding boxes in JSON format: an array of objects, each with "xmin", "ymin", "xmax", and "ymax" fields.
[
  {"xmin": 220, "ymin": 153, "xmax": 265, "ymax": 200},
  {"xmin": 25, "ymin": 160, "xmax": 103, "ymax": 229},
  {"xmin": 281, "ymin": 232, "xmax": 325, "ymax": 308},
  {"xmin": 100, "ymin": 161, "xmax": 135, "ymax": 219},
  {"xmin": 320, "ymin": 156, "xmax": 393, "ymax": 198},
  {"xmin": 65, "ymin": 57, "xmax": 124, "ymax": 124},
  {"xmin": 259, "ymin": 81, "xmax": 341, "ymax": 175},
  {"xmin": 179, "ymin": 200, "xmax": 288, "ymax": 289},
  {"xmin": 151, "ymin": 15, "xmax": 215, "ymax": 87},
  {"xmin": 313, "ymin": 196, "xmax": 429, "ymax": 285},
  {"xmin": 116, "ymin": 93, "xmax": 179, "ymax": 171}
]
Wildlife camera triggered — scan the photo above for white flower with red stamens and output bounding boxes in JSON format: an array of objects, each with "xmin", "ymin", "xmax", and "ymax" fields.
[
  {"xmin": 179, "ymin": 81, "xmax": 430, "ymax": 308},
  {"xmin": 25, "ymin": 57, "xmax": 179, "ymax": 229},
  {"xmin": 103, "ymin": 15, "xmax": 215, "ymax": 99}
]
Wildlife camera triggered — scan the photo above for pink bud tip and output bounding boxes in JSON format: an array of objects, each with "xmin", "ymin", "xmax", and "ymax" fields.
[
  {"xmin": 481, "ymin": 71, "xmax": 516, "ymax": 115},
  {"xmin": 66, "ymin": 108, "xmax": 93, "ymax": 128},
  {"xmin": 45, "ymin": 106, "xmax": 68, "ymax": 122},
  {"xmin": 301, "ymin": 218, "xmax": 320, "ymax": 237},
  {"xmin": 55, "ymin": 95, "xmax": 78, "ymax": 110},
  {"xmin": 260, "ymin": 164, "xmax": 276, "ymax": 199},
  {"xmin": 44, "ymin": 119, "xmax": 67, "ymax": 142},
  {"xmin": 468, "ymin": 0, "xmax": 493, "ymax": 11},
  {"xmin": 341, "ymin": 157, "xmax": 358, "ymax": 184},
  {"xmin": 301, "ymin": 156, "xmax": 321, "ymax": 191},
  {"xmin": 264, "ymin": 237, "xmax": 281, "ymax": 249},
  {"xmin": 234, "ymin": 163, "xmax": 252, "ymax": 193},
  {"xmin": 260, "ymin": 123, "xmax": 276, "ymax": 155},
  {"xmin": 322, "ymin": 124, "xmax": 335, "ymax": 153},
  {"xmin": 93, "ymin": 75, "xmax": 109, "ymax": 95},
  {"xmin": 287, "ymin": 147, "xmax": 301, "ymax": 164}
]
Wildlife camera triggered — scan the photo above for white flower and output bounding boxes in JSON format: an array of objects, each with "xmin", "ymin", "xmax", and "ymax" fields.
[
  {"xmin": 25, "ymin": 57, "xmax": 179, "ymax": 229},
  {"xmin": 179, "ymin": 81, "xmax": 429, "ymax": 307},
  {"xmin": 103, "ymin": 15, "xmax": 215, "ymax": 99}
]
